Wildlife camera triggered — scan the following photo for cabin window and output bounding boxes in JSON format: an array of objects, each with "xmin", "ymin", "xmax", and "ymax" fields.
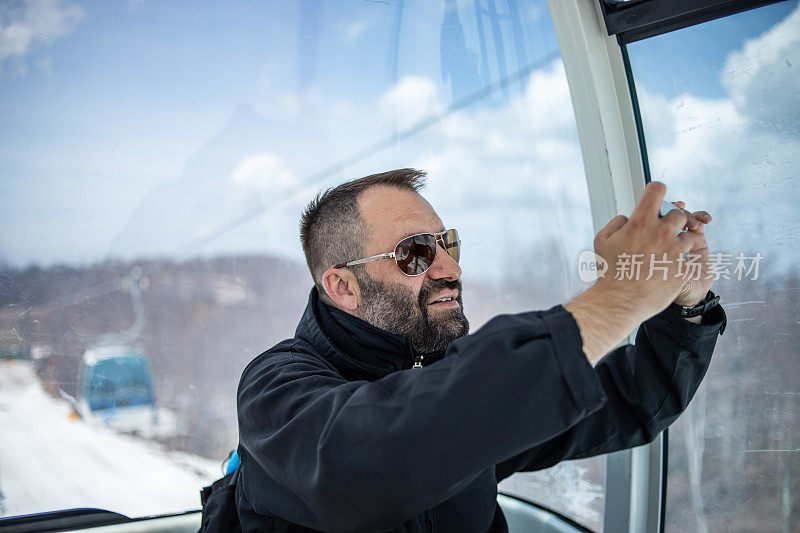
[
  {"xmin": 625, "ymin": 1, "xmax": 800, "ymax": 530},
  {"xmin": 1, "ymin": 0, "xmax": 602, "ymax": 527}
]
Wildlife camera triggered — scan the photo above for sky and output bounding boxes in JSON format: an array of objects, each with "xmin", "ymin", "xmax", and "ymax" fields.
[
  {"xmin": 625, "ymin": 1, "xmax": 799, "ymax": 99},
  {"xmin": 627, "ymin": 1, "xmax": 800, "ymax": 274},
  {"xmin": 0, "ymin": 0, "xmax": 798, "ymax": 283}
]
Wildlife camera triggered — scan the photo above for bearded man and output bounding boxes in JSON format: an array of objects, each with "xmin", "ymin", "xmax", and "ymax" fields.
[{"xmin": 231, "ymin": 168, "xmax": 726, "ymax": 532}]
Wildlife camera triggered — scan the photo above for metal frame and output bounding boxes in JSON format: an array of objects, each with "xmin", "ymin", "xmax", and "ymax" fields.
[
  {"xmin": 547, "ymin": 1, "xmax": 663, "ymax": 531},
  {"xmin": 599, "ymin": 0, "xmax": 786, "ymax": 44}
]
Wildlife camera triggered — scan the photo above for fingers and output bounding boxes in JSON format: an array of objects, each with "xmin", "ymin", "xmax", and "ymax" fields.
[
  {"xmin": 682, "ymin": 209, "xmax": 711, "ymax": 231},
  {"xmin": 666, "ymin": 201, "xmax": 696, "ymax": 229},
  {"xmin": 688, "ymin": 217, "xmax": 706, "ymax": 234},
  {"xmin": 630, "ymin": 181, "xmax": 667, "ymax": 223},
  {"xmin": 596, "ymin": 214, "xmax": 628, "ymax": 244},
  {"xmin": 673, "ymin": 207, "xmax": 713, "ymax": 231},
  {"xmin": 669, "ymin": 200, "xmax": 712, "ymax": 230},
  {"xmin": 661, "ymin": 208, "xmax": 689, "ymax": 234}
]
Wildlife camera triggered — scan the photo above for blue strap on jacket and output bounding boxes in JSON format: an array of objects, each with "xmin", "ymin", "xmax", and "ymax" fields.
[{"xmin": 224, "ymin": 449, "xmax": 240, "ymax": 476}]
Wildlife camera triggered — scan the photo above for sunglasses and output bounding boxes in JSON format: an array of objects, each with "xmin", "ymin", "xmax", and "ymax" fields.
[{"xmin": 334, "ymin": 229, "xmax": 461, "ymax": 276}]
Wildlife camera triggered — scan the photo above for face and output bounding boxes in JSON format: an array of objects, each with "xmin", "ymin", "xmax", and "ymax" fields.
[{"xmin": 354, "ymin": 186, "xmax": 469, "ymax": 352}]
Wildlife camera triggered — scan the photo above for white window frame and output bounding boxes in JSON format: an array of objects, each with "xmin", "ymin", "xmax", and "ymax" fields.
[{"xmin": 547, "ymin": 1, "xmax": 663, "ymax": 532}]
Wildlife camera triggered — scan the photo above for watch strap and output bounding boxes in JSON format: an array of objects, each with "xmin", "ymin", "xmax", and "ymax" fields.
[{"xmin": 675, "ymin": 290, "xmax": 720, "ymax": 318}]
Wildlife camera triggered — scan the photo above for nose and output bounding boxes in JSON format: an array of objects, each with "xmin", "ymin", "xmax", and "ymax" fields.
[{"xmin": 427, "ymin": 242, "xmax": 461, "ymax": 281}]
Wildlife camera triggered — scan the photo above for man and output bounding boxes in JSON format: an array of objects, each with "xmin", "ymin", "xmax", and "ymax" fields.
[{"xmin": 233, "ymin": 169, "xmax": 726, "ymax": 532}]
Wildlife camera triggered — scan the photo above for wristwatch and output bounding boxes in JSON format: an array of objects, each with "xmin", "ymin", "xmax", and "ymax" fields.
[{"xmin": 672, "ymin": 290, "xmax": 721, "ymax": 318}]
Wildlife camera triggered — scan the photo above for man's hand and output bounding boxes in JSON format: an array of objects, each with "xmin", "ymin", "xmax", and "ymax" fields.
[
  {"xmin": 592, "ymin": 181, "xmax": 700, "ymax": 316},
  {"xmin": 565, "ymin": 182, "xmax": 712, "ymax": 363},
  {"xmin": 670, "ymin": 200, "xmax": 714, "ymax": 307}
]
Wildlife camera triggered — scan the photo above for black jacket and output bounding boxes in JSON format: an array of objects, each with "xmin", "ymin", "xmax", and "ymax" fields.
[{"xmin": 235, "ymin": 288, "xmax": 726, "ymax": 532}]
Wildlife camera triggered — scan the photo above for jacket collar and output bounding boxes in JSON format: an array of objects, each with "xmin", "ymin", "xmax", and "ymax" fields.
[{"xmin": 295, "ymin": 287, "xmax": 422, "ymax": 379}]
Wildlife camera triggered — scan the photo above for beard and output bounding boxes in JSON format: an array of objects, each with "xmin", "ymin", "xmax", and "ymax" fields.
[{"xmin": 355, "ymin": 272, "xmax": 470, "ymax": 353}]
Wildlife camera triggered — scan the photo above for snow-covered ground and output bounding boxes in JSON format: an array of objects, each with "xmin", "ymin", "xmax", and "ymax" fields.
[{"xmin": 0, "ymin": 360, "xmax": 219, "ymax": 519}]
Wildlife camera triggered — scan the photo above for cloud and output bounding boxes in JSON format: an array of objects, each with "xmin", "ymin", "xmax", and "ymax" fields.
[
  {"xmin": 172, "ymin": 7, "xmax": 800, "ymax": 278},
  {"xmin": 379, "ymin": 75, "xmax": 442, "ymax": 130},
  {"xmin": 0, "ymin": 0, "xmax": 84, "ymax": 77},
  {"xmin": 116, "ymin": 8, "xmax": 795, "ymax": 279},
  {"xmin": 230, "ymin": 152, "xmax": 298, "ymax": 203},
  {"xmin": 722, "ymin": 3, "xmax": 800, "ymax": 136},
  {"xmin": 225, "ymin": 61, "xmax": 591, "ymax": 283},
  {"xmin": 341, "ymin": 20, "xmax": 368, "ymax": 43},
  {"xmin": 17, "ymin": 2, "xmax": 797, "ymax": 284},
  {"xmin": 111, "ymin": 61, "xmax": 592, "ymax": 283},
  {"xmin": 641, "ymin": 3, "xmax": 800, "ymax": 191},
  {"xmin": 371, "ymin": 61, "xmax": 593, "ymax": 285},
  {"xmin": 392, "ymin": 61, "xmax": 587, "ymax": 209}
]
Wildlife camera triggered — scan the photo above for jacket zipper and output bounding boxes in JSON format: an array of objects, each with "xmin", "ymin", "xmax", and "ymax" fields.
[{"xmin": 412, "ymin": 354, "xmax": 424, "ymax": 368}]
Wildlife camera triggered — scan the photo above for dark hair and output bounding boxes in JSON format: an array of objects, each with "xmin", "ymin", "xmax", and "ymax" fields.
[{"xmin": 300, "ymin": 169, "xmax": 426, "ymax": 300}]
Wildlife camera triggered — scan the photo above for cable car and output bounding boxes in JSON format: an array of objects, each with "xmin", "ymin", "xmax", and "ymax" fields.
[
  {"xmin": 0, "ymin": 0, "xmax": 796, "ymax": 531},
  {"xmin": 77, "ymin": 342, "xmax": 157, "ymax": 432}
]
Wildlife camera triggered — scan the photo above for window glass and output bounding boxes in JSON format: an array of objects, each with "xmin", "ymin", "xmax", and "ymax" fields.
[
  {"xmin": 627, "ymin": 2, "xmax": 800, "ymax": 531},
  {"xmin": 0, "ymin": 0, "xmax": 601, "ymax": 527}
]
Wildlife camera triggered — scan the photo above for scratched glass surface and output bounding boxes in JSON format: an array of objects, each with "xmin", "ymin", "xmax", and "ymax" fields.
[
  {"xmin": 627, "ymin": 2, "xmax": 800, "ymax": 531},
  {"xmin": 0, "ymin": 0, "xmax": 605, "ymax": 527}
]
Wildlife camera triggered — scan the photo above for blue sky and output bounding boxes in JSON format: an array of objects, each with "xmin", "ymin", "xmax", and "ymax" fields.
[
  {"xmin": 1, "ymin": 0, "xmax": 797, "ymax": 278},
  {"xmin": 0, "ymin": 0, "xmax": 566, "ymax": 269},
  {"xmin": 627, "ymin": 0, "xmax": 798, "ymax": 98}
]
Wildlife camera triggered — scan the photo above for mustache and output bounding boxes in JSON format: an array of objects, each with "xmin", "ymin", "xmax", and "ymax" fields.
[{"xmin": 418, "ymin": 278, "xmax": 462, "ymax": 307}]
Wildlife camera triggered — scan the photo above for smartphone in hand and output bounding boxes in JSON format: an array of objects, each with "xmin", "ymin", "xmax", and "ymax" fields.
[{"xmin": 659, "ymin": 200, "xmax": 682, "ymax": 218}]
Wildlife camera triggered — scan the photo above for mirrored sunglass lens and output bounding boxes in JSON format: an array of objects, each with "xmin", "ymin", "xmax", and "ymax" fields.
[
  {"xmin": 442, "ymin": 229, "xmax": 460, "ymax": 262},
  {"xmin": 395, "ymin": 234, "xmax": 436, "ymax": 275}
]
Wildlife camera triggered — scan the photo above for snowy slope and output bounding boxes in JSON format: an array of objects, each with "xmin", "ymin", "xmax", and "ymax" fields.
[{"xmin": 0, "ymin": 360, "xmax": 219, "ymax": 519}]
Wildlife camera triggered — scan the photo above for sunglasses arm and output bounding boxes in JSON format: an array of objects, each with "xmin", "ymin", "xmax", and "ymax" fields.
[{"xmin": 335, "ymin": 252, "xmax": 395, "ymax": 269}]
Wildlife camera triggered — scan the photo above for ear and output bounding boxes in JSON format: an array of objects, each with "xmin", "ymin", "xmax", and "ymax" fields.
[{"xmin": 321, "ymin": 268, "xmax": 361, "ymax": 312}]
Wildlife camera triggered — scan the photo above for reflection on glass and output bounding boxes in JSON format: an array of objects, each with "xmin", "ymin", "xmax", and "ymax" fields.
[
  {"xmin": 627, "ymin": 2, "xmax": 800, "ymax": 531},
  {"xmin": 0, "ymin": 0, "xmax": 602, "ymax": 527}
]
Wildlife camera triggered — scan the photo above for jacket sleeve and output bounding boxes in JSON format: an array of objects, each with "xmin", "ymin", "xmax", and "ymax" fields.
[
  {"xmin": 494, "ymin": 302, "xmax": 726, "ymax": 482},
  {"xmin": 236, "ymin": 305, "xmax": 607, "ymax": 532}
]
